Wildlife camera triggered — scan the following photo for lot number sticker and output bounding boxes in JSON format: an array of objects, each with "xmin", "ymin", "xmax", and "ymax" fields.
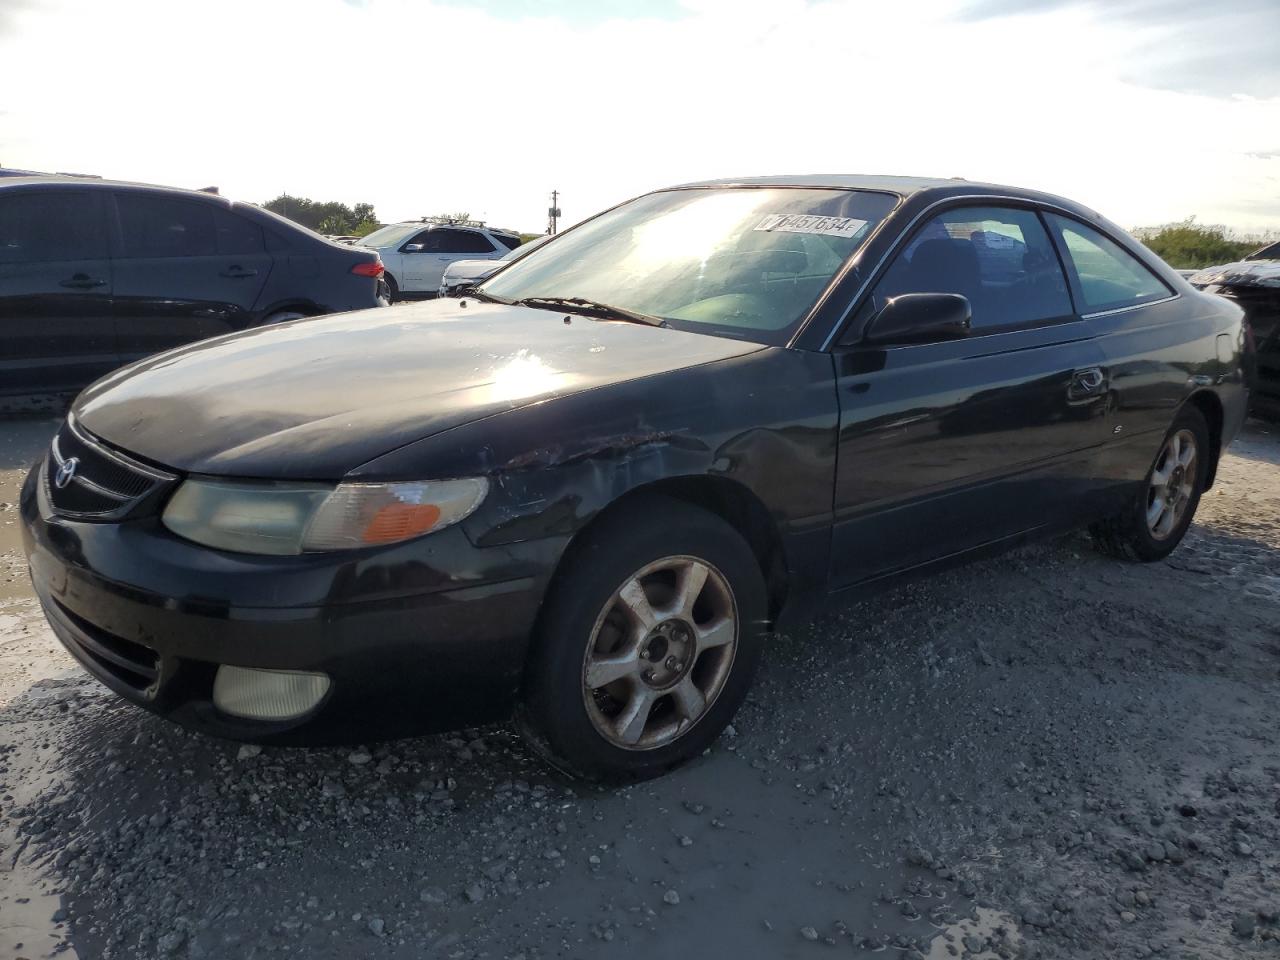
[{"xmin": 754, "ymin": 214, "xmax": 868, "ymax": 238}]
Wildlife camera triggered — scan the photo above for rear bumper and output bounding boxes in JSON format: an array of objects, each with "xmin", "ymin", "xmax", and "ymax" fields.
[{"xmin": 19, "ymin": 464, "xmax": 560, "ymax": 744}]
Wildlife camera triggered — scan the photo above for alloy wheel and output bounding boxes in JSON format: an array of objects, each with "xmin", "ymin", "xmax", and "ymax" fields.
[
  {"xmin": 581, "ymin": 556, "xmax": 738, "ymax": 751},
  {"xmin": 1147, "ymin": 428, "xmax": 1197, "ymax": 539}
]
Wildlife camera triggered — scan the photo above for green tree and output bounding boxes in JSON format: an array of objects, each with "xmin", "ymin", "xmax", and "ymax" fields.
[
  {"xmin": 1138, "ymin": 218, "xmax": 1257, "ymax": 269},
  {"xmin": 263, "ymin": 194, "xmax": 379, "ymax": 236}
]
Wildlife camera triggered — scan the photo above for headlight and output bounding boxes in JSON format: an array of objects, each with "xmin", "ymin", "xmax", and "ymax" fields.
[{"xmin": 162, "ymin": 477, "xmax": 489, "ymax": 555}]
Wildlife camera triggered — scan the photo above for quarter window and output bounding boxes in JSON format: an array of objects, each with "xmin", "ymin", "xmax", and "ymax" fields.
[
  {"xmin": 1047, "ymin": 215, "xmax": 1170, "ymax": 312},
  {"xmin": 0, "ymin": 192, "xmax": 107, "ymax": 263},
  {"xmin": 425, "ymin": 229, "xmax": 495, "ymax": 254},
  {"xmin": 117, "ymin": 195, "xmax": 216, "ymax": 259},
  {"xmin": 868, "ymin": 206, "xmax": 1072, "ymax": 333}
]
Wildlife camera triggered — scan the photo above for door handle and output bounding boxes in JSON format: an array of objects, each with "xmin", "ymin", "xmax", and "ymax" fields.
[
  {"xmin": 59, "ymin": 274, "xmax": 107, "ymax": 290},
  {"xmin": 219, "ymin": 266, "xmax": 259, "ymax": 278},
  {"xmin": 1068, "ymin": 366, "xmax": 1106, "ymax": 400}
]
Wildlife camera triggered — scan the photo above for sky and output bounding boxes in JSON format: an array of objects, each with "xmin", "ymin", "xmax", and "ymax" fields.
[{"xmin": 0, "ymin": 0, "xmax": 1277, "ymax": 235}]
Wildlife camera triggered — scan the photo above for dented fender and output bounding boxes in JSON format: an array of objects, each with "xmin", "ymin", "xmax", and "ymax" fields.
[{"xmin": 352, "ymin": 347, "xmax": 841, "ymax": 605}]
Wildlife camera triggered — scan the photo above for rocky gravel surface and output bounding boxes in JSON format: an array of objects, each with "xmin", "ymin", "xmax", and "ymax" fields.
[{"xmin": 1, "ymin": 416, "xmax": 1278, "ymax": 959}]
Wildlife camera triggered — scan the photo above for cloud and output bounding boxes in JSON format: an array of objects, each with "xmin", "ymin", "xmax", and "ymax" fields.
[
  {"xmin": 957, "ymin": 0, "xmax": 1280, "ymax": 98},
  {"xmin": 0, "ymin": 0, "xmax": 1277, "ymax": 233},
  {"xmin": 0, "ymin": 0, "xmax": 36, "ymax": 36}
]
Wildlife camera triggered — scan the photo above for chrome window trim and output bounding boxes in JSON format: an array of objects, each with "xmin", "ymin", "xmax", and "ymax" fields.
[
  {"xmin": 1080, "ymin": 294, "xmax": 1181, "ymax": 320},
  {"xmin": 806, "ymin": 193, "xmax": 1181, "ymax": 351}
]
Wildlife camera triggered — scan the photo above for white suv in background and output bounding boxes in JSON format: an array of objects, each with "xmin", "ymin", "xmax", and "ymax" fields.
[
  {"xmin": 438, "ymin": 233, "xmax": 553, "ymax": 297},
  {"xmin": 358, "ymin": 219, "xmax": 520, "ymax": 299}
]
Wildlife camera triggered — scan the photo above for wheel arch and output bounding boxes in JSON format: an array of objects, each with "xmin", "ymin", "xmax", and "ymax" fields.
[
  {"xmin": 1184, "ymin": 389, "xmax": 1224, "ymax": 489},
  {"xmin": 548, "ymin": 475, "xmax": 791, "ymax": 628},
  {"xmin": 255, "ymin": 298, "xmax": 322, "ymax": 322}
]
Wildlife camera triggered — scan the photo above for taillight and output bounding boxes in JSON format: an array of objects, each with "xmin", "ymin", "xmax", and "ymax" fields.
[{"xmin": 350, "ymin": 261, "xmax": 384, "ymax": 279}]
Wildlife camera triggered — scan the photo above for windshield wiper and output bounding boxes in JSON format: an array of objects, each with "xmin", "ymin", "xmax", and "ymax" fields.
[
  {"xmin": 515, "ymin": 296, "xmax": 666, "ymax": 327},
  {"xmin": 465, "ymin": 289, "xmax": 514, "ymax": 305}
]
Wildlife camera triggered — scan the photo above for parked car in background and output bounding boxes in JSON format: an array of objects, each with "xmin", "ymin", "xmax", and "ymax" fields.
[
  {"xmin": 438, "ymin": 234, "xmax": 552, "ymax": 297},
  {"xmin": 1189, "ymin": 243, "xmax": 1279, "ymax": 418},
  {"xmin": 357, "ymin": 218, "xmax": 520, "ymax": 300},
  {"xmin": 20, "ymin": 175, "xmax": 1249, "ymax": 782},
  {"xmin": 0, "ymin": 177, "xmax": 387, "ymax": 399},
  {"xmin": 325, "ymin": 234, "xmax": 360, "ymax": 245}
]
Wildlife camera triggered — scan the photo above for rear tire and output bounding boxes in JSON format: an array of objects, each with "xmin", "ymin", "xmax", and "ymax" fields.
[
  {"xmin": 1090, "ymin": 405, "xmax": 1210, "ymax": 562},
  {"xmin": 517, "ymin": 496, "xmax": 767, "ymax": 782}
]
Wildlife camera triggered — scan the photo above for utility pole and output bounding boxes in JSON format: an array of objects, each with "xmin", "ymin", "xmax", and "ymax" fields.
[{"xmin": 547, "ymin": 189, "xmax": 561, "ymax": 236}]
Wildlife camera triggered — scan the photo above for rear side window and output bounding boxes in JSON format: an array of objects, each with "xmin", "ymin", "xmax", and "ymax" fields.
[
  {"xmin": 426, "ymin": 229, "xmax": 495, "ymax": 254},
  {"xmin": 0, "ymin": 191, "xmax": 107, "ymax": 263},
  {"xmin": 214, "ymin": 209, "xmax": 264, "ymax": 255},
  {"xmin": 1047, "ymin": 215, "xmax": 1170, "ymax": 312},
  {"xmin": 493, "ymin": 233, "xmax": 521, "ymax": 251},
  {"xmin": 117, "ymin": 194, "xmax": 216, "ymax": 258},
  {"xmin": 870, "ymin": 205, "xmax": 1072, "ymax": 332}
]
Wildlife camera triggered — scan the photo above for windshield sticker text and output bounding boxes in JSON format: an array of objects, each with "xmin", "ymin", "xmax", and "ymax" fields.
[{"xmin": 754, "ymin": 215, "xmax": 868, "ymax": 238}]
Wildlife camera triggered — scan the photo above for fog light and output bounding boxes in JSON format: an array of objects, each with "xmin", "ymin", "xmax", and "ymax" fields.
[{"xmin": 212, "ymin": 666, "xmax": 331, "ymax": 721}]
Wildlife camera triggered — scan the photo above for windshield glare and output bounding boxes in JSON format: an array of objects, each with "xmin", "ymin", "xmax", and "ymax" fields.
[
  {"xmin": 480, "ymin": 188, "xmax": 897, "ymax": 343},
  {"xmin": 358, "ymin": 223, "xmax": 418, "ymax": 248}
]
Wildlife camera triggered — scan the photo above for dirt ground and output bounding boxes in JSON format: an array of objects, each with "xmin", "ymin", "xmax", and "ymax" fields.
[{"xmin": 1, "ymin": 414, "xmax": 1278, "ymax": 960}]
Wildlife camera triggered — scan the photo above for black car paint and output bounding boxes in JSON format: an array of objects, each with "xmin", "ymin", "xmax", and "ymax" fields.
[
  {"xmin": 0, "ymin": 177, "xmax": 384, "ymax": 398},
  {"xmin": 19, "ymin": 176, "xmax": 1251, "ymax": 744},
  {"xmin": 69, "ymin": 305, "xmax": 766, "ymax": 478}
]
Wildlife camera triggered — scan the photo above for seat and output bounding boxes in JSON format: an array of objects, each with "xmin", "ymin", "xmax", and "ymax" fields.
[{"xmin": 903, "ymin": 238, "xmax": 983, "ymax": 309}]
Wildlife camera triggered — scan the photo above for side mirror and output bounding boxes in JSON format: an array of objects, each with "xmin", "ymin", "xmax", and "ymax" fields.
[
  {"xmin": 402, "ymin": 243, "xmax": 425, "ymax": 253},
  {"xmin": 864, "ymin": 293, "xmax": 972, "ymax": 346}
]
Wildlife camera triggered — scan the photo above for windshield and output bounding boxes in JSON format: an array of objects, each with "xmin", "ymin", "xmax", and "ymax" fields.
[
  {"xmin": 480, "ymin": 187, "xmax": 897, "ymax": 343},
  {"xmin": 1248, "ymin": 240, "xmax": 1280, "ymax": 262},
  {"xmin": 502, "ymin": 234, "xmax": 551, "ymax": 261},
  {"xmin": 358, "ymin": 223, "xmax": 419, "ymax": 248}
]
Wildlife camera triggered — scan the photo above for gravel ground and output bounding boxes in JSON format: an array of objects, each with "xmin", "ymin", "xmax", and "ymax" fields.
[{"xmin": 1, "ymin": 415, "xmax": 1278, "ymax": 960}]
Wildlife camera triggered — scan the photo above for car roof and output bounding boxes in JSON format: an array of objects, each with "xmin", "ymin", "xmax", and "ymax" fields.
[
  {"xmin": 0, "ymin": 175, "xmax": 229, "ymax": 200},
  {"xmin": 390, "ymin": 220, "xmax": 518, "ymax": 236},
  {"xmin": 662, "ymin": 173, "xmax": 1093, "ymax": 215}
]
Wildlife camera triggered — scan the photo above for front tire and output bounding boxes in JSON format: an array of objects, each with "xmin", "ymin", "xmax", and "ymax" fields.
[
  {"xmin": 517, "ymin": 496, "xmax": 767, "ymax": 782},
  {"xmin": 1090, "ymin": 405, "xmax": 1210, "ymax": 562},
  {"xmin": 383, "ymin": 273, "xmax": 400, "ymax": 302}
]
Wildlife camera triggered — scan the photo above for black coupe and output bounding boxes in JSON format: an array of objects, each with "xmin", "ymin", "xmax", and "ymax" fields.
[{"xmin": 20, "ymin": 175, "xmax": 1250, "ymax": 780}]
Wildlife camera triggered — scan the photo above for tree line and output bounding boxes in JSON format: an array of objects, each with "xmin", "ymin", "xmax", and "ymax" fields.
[
  {"xmin": 262, "ymin": 194, "xmax": 380, "ymax": 237},
  {"xmin": 1136, "ymin": 218, "xmax": 1275, "ymax": 269}
]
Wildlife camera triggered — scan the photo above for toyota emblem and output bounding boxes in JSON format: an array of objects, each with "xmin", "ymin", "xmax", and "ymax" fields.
[{"xmin": 54, "ymin": 457, "xmax": 80, "ymax": 490}]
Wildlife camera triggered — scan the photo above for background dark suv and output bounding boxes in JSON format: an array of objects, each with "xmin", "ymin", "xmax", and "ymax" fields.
[{"xmin": 0, "ymin": 177, "xmax": 386, "ymax": 399}]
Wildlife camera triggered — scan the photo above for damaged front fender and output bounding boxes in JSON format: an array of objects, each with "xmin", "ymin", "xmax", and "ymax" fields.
[{"xmin": 351, "ymin": 347, "xmax": 841, "ymax": 600}]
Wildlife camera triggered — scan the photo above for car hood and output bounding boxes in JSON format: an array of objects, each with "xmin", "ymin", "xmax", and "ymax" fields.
[
  {"xmin": 443, "ymin": 260, "xmax": 502, "ymax": 281},
  {"xmin": 1189, "ymin": 259, "xmax": 1280, "ymax": 289},
  {"xmin": 73, "ymin": 300, "xmax": 762, "ymax": 479}
]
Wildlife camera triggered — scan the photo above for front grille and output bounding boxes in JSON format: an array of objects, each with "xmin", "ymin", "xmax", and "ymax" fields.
[
  {"xmin": 45, "ymin": 417, "xmax": 177, "ymax": 520},
  {"xmin": 48, "ymin": 597, "xmax": 160, "ymax": 693}
]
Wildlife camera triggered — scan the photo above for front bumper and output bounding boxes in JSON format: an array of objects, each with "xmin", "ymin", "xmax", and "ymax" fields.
[{"xmin": 19, "ymin": 463, "xmax": 561, "ymax": 744}]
